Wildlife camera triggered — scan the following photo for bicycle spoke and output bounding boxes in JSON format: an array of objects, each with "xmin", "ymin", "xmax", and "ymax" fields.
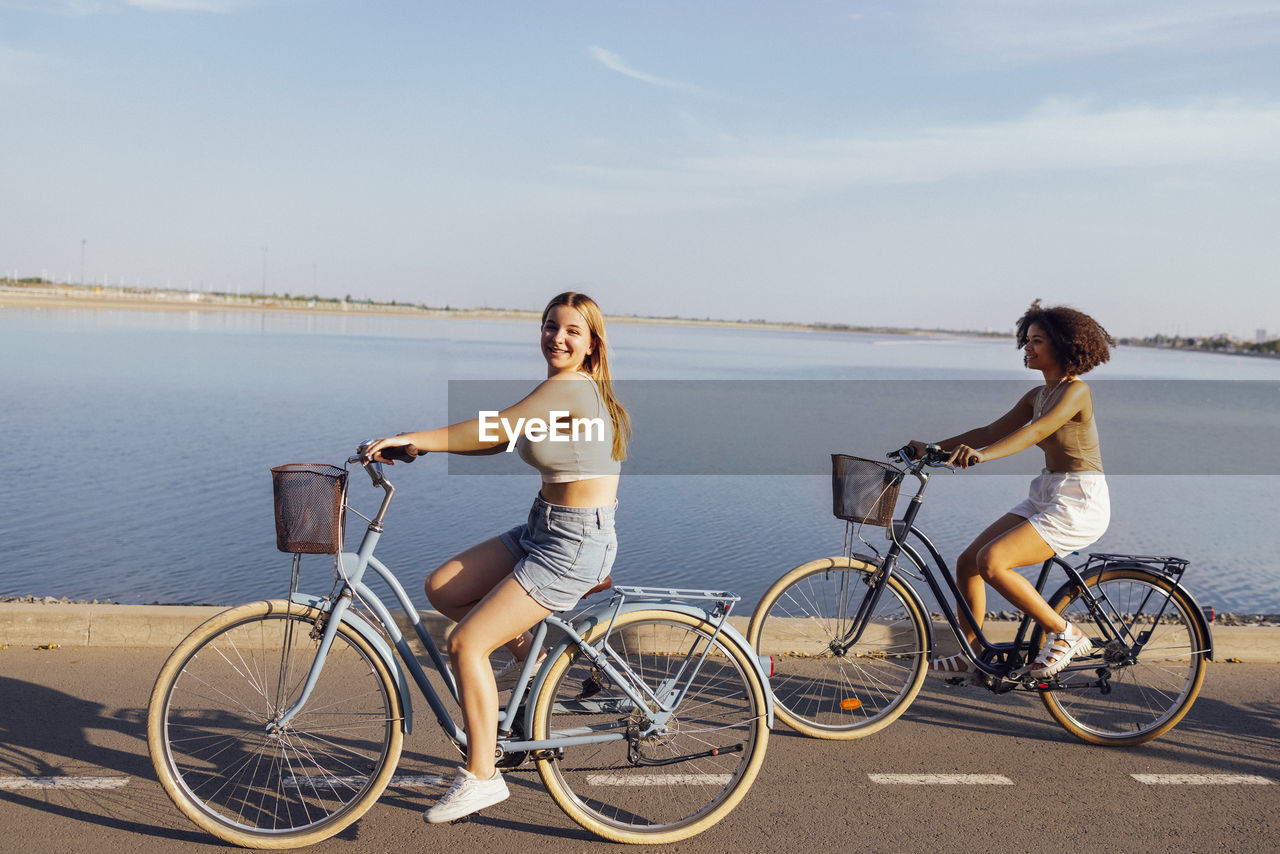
[{"xmin": 150, "ymin": 604, "xmax": 401, "ymax": 843}]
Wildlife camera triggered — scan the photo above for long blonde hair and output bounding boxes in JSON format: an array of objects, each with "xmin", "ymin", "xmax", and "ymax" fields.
[{"xmin": 542, "ymin": 292, "xmax": 631, "ymax": 461}]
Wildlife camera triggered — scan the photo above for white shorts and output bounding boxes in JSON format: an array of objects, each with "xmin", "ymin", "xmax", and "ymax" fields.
[{"xmin": 1009, "ymin": 469, "xmax": 1110, "ymax": 558}]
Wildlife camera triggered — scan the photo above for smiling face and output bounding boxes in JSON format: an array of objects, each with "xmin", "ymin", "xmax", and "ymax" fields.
[
  {"xmin": 1022, "ymin": 322, "xmax": 1060, "ymax": 372},
  {"xmin": 541, "ymin": 304, "xmax": 596, "ymax": 374}
]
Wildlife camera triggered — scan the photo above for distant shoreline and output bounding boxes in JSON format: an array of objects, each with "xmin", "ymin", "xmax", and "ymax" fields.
[
  {"xmin": 0, "ymin": 282, "xmax": 986, "ymax": 339},
  {"xmin": 2, "ymin": 283, "xmax": 1276, "ymax": 358}
]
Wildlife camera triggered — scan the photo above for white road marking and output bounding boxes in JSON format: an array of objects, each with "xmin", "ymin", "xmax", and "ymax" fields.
[
  {"xmin": 1132, "ymin": 774, "xmax": 1273, "ymax": 785},
  {"xmin": 386, "ymin": 774, "xmax": 449, "ymax": 788},
  {"xmin": 585, "ymin": 774, "xmax": 734, "ymax": 786},
  {"xmin": 869, "ymin": 774, "xmax": 1014, "ymax": 785},
  {"xmin": 284, "ymin": 773, "xmax": 448, "ymax": 789},
  {"xmin": 0, "ymin": 776, "xmax": 129, "ymax": 790}
]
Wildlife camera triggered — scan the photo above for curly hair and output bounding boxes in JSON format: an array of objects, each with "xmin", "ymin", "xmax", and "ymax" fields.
[{"xmin": 1015, "ymin": 299, "xmax": 1115, "ymax": 376}]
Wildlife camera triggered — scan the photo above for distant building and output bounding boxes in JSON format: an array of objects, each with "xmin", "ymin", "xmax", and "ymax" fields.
[{"xmin": 1259, "ymin": 329, "xmax": 1269, "ymax": 343}]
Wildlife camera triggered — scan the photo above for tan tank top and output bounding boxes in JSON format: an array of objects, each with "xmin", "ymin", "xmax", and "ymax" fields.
[
  {"xmin": 1034, "ymin": 380, "xmax": 1104, "ymax": 473},
  {"xmin": 515, "ymin": 374, "xmax": 620, "ymax": 482}
]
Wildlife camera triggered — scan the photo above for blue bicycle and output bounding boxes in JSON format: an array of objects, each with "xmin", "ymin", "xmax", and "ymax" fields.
[{"xmin": 147, "ymin": 449, "xmax": 771, "ymax": 847}]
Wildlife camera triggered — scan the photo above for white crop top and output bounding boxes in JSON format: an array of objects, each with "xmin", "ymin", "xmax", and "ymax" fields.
[{"xmin": 515, "ymin": 375, "xmax": 620, "ymax": 482}]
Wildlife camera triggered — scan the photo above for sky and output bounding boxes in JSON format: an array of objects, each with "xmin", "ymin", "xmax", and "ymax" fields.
[{"xmin": 2, "ymin": 1, "xmax": 1279, "ymax": 338}]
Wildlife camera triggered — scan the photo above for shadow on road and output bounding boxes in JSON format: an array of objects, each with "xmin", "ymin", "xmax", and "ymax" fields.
[{"xmin": 0, "ymin": 675, "xmax": 210, "ymax": 844}]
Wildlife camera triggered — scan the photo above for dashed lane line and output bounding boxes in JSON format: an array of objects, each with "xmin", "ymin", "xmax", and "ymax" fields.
[
  {"xmin": 283, "ymin": 773, "xmax": 449, "ymax": 789},
  {"xmin": 1132, "ymin": 774, "xmax": 1274, "ymax": 785},
  {"xmin": 868, "ymin": 774, "xmax": 1013, "ymax": 785},
  {"xmin": 7, "ymin": 772, "xmax": 1268, "ymax": 792},
  {"xmin": 0, "ymin": 776, "xmax": 129, "ymax": 790},
  {"xmin": 585, "ymin": 774, "xmax": 735, "ymax": 786}
]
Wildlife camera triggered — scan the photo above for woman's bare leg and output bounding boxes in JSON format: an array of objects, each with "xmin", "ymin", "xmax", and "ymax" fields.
[
  {"xmin": 445, "ymin": 576, "xmax": 551, "ymax": 779},
  {"xmin": 974, "ymin": 520, "xmax": 1066, "ymax": 634},
  {"xmin": 424, "ymin": 537, "xmax": 536, "ymax": 660},
  {"xmin": 955, "ymin": 514, "xmax": 1029, "ymax": 644}
]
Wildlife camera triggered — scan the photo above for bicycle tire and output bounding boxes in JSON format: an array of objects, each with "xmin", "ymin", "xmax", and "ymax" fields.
[
  {"xmin": 532, "ymin": 609, "xmax": 769, "ymax": 844},
  {"xmin": 746, "ymin": 556, "xmax": 929, "ymax": 739},
  {"xmin": 147, "ymin": 600, "xmax": 404, "ymax": 848},
  {"xmin": 1035, "ymin": 567, "xmax": 1208, "ymax": 746}
]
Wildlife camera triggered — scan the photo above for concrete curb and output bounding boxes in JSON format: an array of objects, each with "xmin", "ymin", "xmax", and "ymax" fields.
[
  {"xmin": 0, "ymin": 603, "xmax": 456, "ymax": 651},
  {"xmin": 2, "ymin": 603, "xmax": 1278, "ymax": 662}
]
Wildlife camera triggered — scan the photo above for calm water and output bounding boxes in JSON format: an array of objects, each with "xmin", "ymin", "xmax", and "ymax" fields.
[{"xmin": 2, "ymin": 307, "xmax": 1278, "ymax": 614}]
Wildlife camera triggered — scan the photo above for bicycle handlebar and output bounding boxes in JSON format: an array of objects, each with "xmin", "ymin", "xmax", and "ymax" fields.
[
  {"xmin": 889, "ymin": 443, "xmax": 952, "ymax": 470},
  {"xmin": 351, "ymin": 441, "xmax": 421, "ymax": 490},
  {"xmin": 379, "ymin": 444, "xmax": 420, "ymax": 463}
]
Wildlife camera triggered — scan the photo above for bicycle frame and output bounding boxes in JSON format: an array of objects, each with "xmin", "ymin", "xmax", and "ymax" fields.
[
  {"xmin": 272, "ymin": 463, "xmax": 772, "ymax": 755},
  {"xmin": 836, "ymin": 459, "xmax": 1212, "ymax": 682}
]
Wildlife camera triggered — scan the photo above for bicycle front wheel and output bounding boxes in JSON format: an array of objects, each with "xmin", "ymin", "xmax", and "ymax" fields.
[
  {"xmin": 532, "ymin": 610, "xmax": 769, "ymax": 844},
  {"xmin": 747, "ymin": 556, "xmax": 929, "ymax": 739},
  {"xmin": 1037, "ymin": 568, "xmax": 1209, "ymax": 746},
  {"xmin": 147, "ymin": 600, "xmax": 404, "ymax": 848}
]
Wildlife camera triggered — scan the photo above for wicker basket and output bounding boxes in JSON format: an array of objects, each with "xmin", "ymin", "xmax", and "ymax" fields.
[
  {"xmin": 271, "ymin": 463, "xmax": 348, "ymax": 554},
  {"xmin": 831, "ymin": 454, "xmax": 902, "ymax": 527}
]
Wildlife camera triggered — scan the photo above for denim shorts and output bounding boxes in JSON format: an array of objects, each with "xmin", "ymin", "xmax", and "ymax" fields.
[
  {"xmin": 1010, "ymin": 469, "xmax": 1110, "ymax": 557},
  {"xmin": 500, "ymin": 495, "xmax": 617, "ymax": 611}
]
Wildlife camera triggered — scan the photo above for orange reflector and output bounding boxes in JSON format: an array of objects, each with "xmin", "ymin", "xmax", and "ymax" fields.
[{"xmin": 840, "ymin": 698, "xmax": 862, "ymax": 710}]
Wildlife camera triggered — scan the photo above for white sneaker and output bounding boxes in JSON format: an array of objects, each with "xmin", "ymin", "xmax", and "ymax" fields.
[{"xmin": 424, "ymin": 767, "xmax": 509, "ymax": 824}]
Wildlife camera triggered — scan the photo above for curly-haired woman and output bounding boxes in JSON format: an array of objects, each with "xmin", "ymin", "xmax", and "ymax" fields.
[{"xmin": 908, "ymin": 299, "xmax": 1116, "ymax": 679}]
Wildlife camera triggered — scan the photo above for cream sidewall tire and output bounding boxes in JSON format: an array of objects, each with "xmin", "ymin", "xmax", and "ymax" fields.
[
  {"xmin": 532, "ymin": 609, "xmax": 769, "ymax": 844},
  {"xmin": 146, "ymin": 600, "xmax": 404, "ymax": 848},
  {"xmin": 747, "ymin": 556, "xmax": 930, "ymax": 740}
]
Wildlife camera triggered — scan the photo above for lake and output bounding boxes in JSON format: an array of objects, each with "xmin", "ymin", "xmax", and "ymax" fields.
[{"xmin": 1, "ymin": 307, "xmax": 1277, "ymax": 615}]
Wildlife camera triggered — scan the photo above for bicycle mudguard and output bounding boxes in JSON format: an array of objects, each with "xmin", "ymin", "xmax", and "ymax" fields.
[
  {"xmin": 528, "ymin": 598, "xmax": 774, "ymax": 729},
  {"xmin": 290, "ymin": 592, "xmax": 415, "ymax": 732},
  {"xmin": 1046, "ymin": 567, "xmax": 1215, "ymax": 661}
]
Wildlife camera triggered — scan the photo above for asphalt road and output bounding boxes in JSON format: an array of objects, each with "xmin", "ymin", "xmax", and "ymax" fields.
[{"xmin": 1, "ymin": 645, "xmax": 1276, "ymax": 854}]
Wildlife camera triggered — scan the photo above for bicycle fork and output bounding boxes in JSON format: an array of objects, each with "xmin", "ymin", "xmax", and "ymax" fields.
[{"xmin": 267, "ymin": 590, "xmax": 356, "ymax": 735}]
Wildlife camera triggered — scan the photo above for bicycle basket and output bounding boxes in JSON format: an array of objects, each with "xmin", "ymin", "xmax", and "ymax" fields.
[
  {"xmin": 831, "ymin": 454, "xmax": 902, "ymax": 527},
  {"xmin": 271, "ymin": 463, "xmax": 348, "ymax": 554}
]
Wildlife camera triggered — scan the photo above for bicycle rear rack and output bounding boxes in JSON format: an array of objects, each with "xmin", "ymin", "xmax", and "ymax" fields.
[{"xmin": 1083, "ymin": 552, "xmax": 1190, "ymax": 583}]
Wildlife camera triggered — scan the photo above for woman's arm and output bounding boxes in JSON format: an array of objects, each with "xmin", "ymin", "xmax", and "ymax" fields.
[
  {"xmin": 907, "ymin": 390, "xmax": 1036, "ymax": 461},
  {"xmin": 363, "ymin": 374, "xmax": 595, "ymax": 462},
  {"xmin": 956, "ymin": 383, "xmax": 1091, "ymax": 468}
]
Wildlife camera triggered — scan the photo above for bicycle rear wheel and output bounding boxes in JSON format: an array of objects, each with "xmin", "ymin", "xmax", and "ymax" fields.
[
  {"xmin": 532, "ymin": 610, "xmax": 769, "ymax": 844},
  {"xmin": 147, "ymin": 600, "xmax": 404, "ymax": 848},
  {"xmin": 746, "ymin": 556, "xmax": 929, "ymax": 739},
  {"xmin": 1037, "ymin": 568, "xmax": 1208, "ymax": 746}
]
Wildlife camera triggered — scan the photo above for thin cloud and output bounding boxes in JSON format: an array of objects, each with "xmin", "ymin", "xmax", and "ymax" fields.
[
  {"xmin": 127, "ymin": 0, "xmax": 234, "ymax": 11},
  {"xmin": 555, "ymin": 99, "xmax": 1280, "ymax": 209},
  {"xmin": 0, "ymin": 0, "xmax": 237, "ymax": 12},
  {"xmin": 921, "ymin": 0, "xmax": 1280, "ymax": 59},
  {"xmin": 588, "ymin": 46, "xmax": 710, "ymax": 95}
]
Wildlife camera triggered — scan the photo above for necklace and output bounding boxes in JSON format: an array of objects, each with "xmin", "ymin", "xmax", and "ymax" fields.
[{"xmin": 1040, "ymin": 375, "xmax": 1071, "ymax": 414}]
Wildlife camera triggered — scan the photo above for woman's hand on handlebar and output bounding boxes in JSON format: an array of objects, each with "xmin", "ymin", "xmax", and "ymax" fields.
[
  {"xmin": 946, "ymin": 443, "xmax": 983, "ymax": 470},
  {"xmin": 359, "ymin": 435, "xmax": 421, "ymax": 465},
  {"xmin": 903, "ymin": 440, "xmax": 930, "ymax": 462},
  {"xmin": 894, "ymin": 441, "xmax": 976, "ymax": 468}
]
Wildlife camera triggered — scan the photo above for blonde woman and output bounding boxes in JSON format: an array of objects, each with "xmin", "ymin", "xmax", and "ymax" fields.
[{"xmin": 362, "ymin": 291, "xmax": 630, "ymax": 824}]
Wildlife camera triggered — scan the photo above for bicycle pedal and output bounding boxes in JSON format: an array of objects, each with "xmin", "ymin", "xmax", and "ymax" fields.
[{"xmin": 578, "ymin": 673, "xmax": 604, "ymax": 700}]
